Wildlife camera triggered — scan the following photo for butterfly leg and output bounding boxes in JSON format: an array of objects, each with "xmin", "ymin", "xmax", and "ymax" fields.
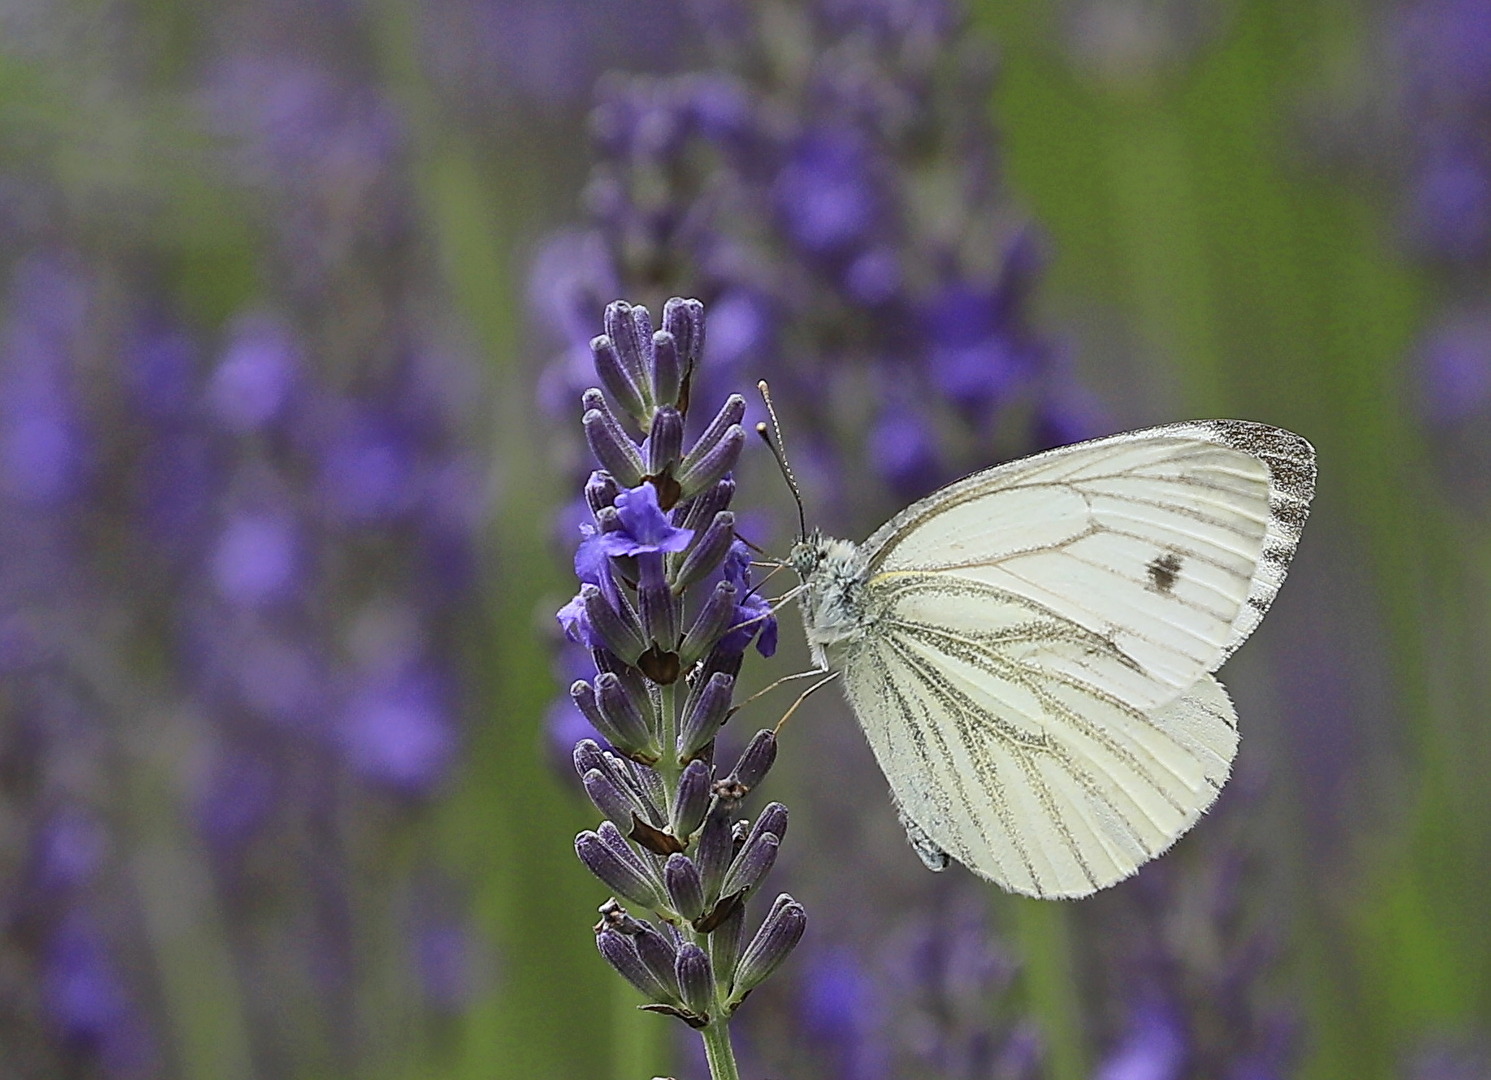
[
  {"xmin": 772, "ymin": 671, "xmax": 840, "ymax": 735},
  {"xmin": 730, "ymin": 666, "xmax": 834, "ymax": 716}
]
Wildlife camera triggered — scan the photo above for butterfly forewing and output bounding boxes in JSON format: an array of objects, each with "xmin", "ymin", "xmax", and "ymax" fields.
[{"xmin": 831, "ymin": 421, "xmax": 1313, "ymax": 898}]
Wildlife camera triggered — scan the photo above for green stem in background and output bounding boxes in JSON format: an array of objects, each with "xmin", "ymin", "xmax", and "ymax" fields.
[
  {"xmin": 1101, "ymin": 96, "xmax": 1227, "ymax": 415},
  {"xmin": 700, "ymin": 1020, "xmax": 742, "ymax": 1080},
  {"xmin": 368, "ymin": 6, "xmax": 619, "ymax": 1079},
  {"xmin": 612, "ymin": 984, "xmax": 665, "ymax": 1080},
  {"xmin": 70, "ymin": 644, "xmax": 257, "ymax": 1080},
  {"xmin": 1007, "ymin": 897, "xmax": 1086, "ymax": 1080}
]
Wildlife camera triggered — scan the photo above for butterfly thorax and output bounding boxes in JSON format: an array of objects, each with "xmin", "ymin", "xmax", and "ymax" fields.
[{"xmin": 790, "ymin": 532, "xmax": 872, "ymax": 670}]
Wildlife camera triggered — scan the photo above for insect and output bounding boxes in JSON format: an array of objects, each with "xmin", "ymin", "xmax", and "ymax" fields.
[{"xmin": 764, "ymin": 405, "xmax": 1315, "ymax": 900}]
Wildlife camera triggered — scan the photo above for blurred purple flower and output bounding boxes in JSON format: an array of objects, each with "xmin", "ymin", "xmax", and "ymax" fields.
[
  {"xmin": 34, "ymin": 809, "xmax": 108, "ymax": 893},
  {"xmin": 42, "ymin": 911, "xmax": 156, "ymax": 1075},
  {"xmin": 208, "ymin": 315, "xmax": 302, "ymax": 433},
  {"xmin": 126, "ymin": 324, "xmax": 199, "ymax": 422},
  {"xmin": 196, "ymin": 746, "xmax": 278, "ymax": 854},
  {"xmin": 532, "ymin": 0, "xmax": 1093, "ymax": 508},
  {"xmin": 924, "ymin": 281, "xmax": 1026, "ymax": 414},
  {"xmin": 341, "ymin": 664, "xmax": 457, "ymax": 796},
  {"xmin": 1094, "ymin": 999, "xmax": 1187, "ymax": 1080},
  {"xmin": 776, "ymin": 131, "xmax": 882, "ymax": 258},
  {"xmin": 419, "ymin": 0, "xmax": 688, "ymax": 112},
  {"xmin": 799, "ymin": 947, "xmax": 889, "ymax": 1080},
  {"xmin": 0, "ymin": 255, "xmax": 89, "ymax": 508},
  {"xmin": 210, "ymin": 507, "xmax": 302, "ymax": 609},
  {"xmin": 319, "ymin": 407, "xmax": 417, "ymax": 523},
  {"xmin": 1394, "ymin": 0, "xmax": 1491, "ymax": 263},
  {"xmin": 1420, "ymin": 307, "xmax": 1491, "ymax": 424},
  {"xmin": 1085, "ymin": 782, "xmax": 1301, "ymax": 1080}
]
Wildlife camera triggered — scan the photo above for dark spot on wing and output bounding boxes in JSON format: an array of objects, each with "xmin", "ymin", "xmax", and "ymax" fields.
[
  {"xmin": 1147, "ymin": 551, "xmax": 1183, "ymax": 594},
  {"xmin": 1269, "ymin": 497, "xmax": 1310, "ymax": 533},
  {"xmin": 1262, "ymin": 544, "xmax": 1292, "ymax": 567}
]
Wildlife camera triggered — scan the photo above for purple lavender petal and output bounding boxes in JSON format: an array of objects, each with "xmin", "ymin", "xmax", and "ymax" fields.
[{"xmin": 598, "ymin": 483, "xmax": 695, "ymax": 556}]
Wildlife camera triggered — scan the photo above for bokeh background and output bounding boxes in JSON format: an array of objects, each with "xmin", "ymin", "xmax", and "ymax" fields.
[{"xmin": 2, "ymin": 1, "xmax": 1490, "ymax": 1078}]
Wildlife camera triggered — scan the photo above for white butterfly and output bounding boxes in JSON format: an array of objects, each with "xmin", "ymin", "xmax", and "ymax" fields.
[{"xmin": 788, "ymin": 420, "xmax": 1315, "ymax": 899}]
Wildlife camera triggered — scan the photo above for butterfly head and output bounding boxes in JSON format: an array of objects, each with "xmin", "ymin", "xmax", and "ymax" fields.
[{"xmin": 787, "ymin": 529, "xmax": 829, "ymax": 579}]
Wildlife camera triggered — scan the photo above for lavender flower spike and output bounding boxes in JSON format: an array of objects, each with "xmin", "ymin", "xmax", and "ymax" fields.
[{"xmin": 557, "ymin": 299, "xmax": 803, "ymax": 1079}]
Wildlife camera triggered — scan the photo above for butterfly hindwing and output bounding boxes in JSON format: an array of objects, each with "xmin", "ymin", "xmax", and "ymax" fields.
[{"xmin": 828, "ymin": 422, "xmax": 1311, "ymax": 897}]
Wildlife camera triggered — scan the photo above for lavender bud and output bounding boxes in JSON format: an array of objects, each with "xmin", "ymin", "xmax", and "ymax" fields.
[
  {"xmin": 633, "ymin": 922, "xmax": 681, "ymax": 1000},
  {"xmin": 585, "ymin": 470, "xmax": 620, "ymax": 515},
  {"xmin": 598, "ymin": 820, "xmax": 648, "ymax": 860},
  {"xmin": 748, "ymin": 802, "xmax": 789, "ymax": 845},
  {"xmin": 595, "ymin": 672, "xmax": 660, "ymax": 762},
  {"xmin": 662, "ymin": 297, "xmax": 705, "ymax": 376},
  {"xmin": 663, "ymin": 853, "xmax": 706, "ymax": 922},
  {"xmin": 584, "ymin": 768, "xmax": 641, "ymax": 834},
  {"xmin": 645, "ymin": 406, "xmax": 684, "ymax": 477},
  {"xmin": 597, "ymin": 928, "xmax": 672, "ymax": 1003},
  {"xmin": 573, "ymin": 738, "xmax": 608, "ymax": 778},
  {"xmin": 572, "ymin": 680, "xmax": 644, "ymax": 761},
  {"xmin": 605, "ymin": 753, "xmax": 665, "ymax": 827},
  {"xmin": 730, "ymin": 894, "xmax": 806, "ymax": 1002},
  {"xmin": 582, "ymin": 586, "xmax": 645, "ymax": 664},
  {"xmin": 696, "ymin": 801, "xmax": 735, "ymax": 904},
  {"xmin": 697, "ymin": 643, "xmax": 744, "ymax": 690},
  {"xmin": 591, "ymin": 335, "xmax": 649, "ymax": 420},
  {"xmin": 718, "ymin": 830, "xmax": 779, "ymax": 900},
  {"xmin": 652, "ymin": 329, "xmax": 682, "ymax": 406},
  {"xmin": 677, "ymin": 672, "xmax": 734, "ymax": 763},
  {"xmin": 676, "ymin": 478, "xmax": 736, "ymax": 534},
  {"xmin": 637, "ymin": 560, "xmax": 680, "ymax": 651},
  {"xmin": 707, "ymin": 899, "xmax": 746, "ymax": 993},
  {"xmin": 628, "ymin": 304, "xmax": 656, "ymax": 364},
  {"xmin": 679, "ymin": 582, "xmax": 737, "ymax": 667},
  {"xmin": 676, "ymin": 425, "xmax": 745, "ymax": 499},
  {"xmin": 673, "ymin": 511, "xmax": 736, "ymax": 591},
  {"xmin": 593, "ymin": 504, "xmax": 624, "ymax": 535},
  {"xmin": 630, "ymin": 755, "xmax": 669, "ymax": 817},
  {"xmin": 679, "ymin": 396, "xmax": 745, "ymax": 476},
  {"xmin": 604, "ymin": 301, "xmax": 654, "ymax": 410},
  {"xmin": 594, "ymin": 651, "xmax": 651, "ymax": 708},
  {"xmin": 671, "ymin": 759, "xmax": 711, "ymax": 841},
  {"xmin": 675, "ymin": 943, "xmax": 714, "ymax": 1019},
  {"xmin": 727, "ymin": 730, "xmax": 778, "ymax": 793},
  {"xmin": 571, "ymin": 681, "xmax": 648, "ymax": 761},
  {"xmin": 576, "ymin": 830, "xmax": 662, "ymax": 909},
  {"xmin": 583, "ymin": 408, "xmax": 646, "ymax": 488}
]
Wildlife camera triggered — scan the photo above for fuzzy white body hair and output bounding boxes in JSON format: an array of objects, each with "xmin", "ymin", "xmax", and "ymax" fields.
[{"xmin": 790, "ymin": 534, "xmax": 871, "ymax": 670}]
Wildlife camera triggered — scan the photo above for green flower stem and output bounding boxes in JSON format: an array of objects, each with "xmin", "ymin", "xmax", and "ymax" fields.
[{"xmin": 700, "ymin": 1019, "xmax": 742, "ymax": 1080}]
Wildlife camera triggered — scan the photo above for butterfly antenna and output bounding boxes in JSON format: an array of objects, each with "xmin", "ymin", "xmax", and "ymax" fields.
[{"xmin": 755, "ymin": 380, "xmax": 808, "ymax": 541}]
